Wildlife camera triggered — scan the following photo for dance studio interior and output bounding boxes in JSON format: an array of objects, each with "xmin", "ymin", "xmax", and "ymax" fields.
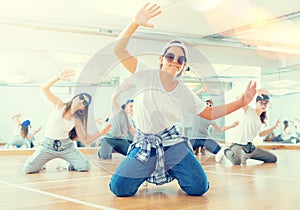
[{"xmin": 0, "ymin": 0, "xmax": 299, "ymax": 209}]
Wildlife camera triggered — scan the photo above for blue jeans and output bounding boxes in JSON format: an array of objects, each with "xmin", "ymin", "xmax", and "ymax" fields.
[
  {"xmin": 98, "ymin": 137, "xmax": 130, "ymax": 159},
  {"xmin": 190, "ymin": 138, "xmax": 221, "ymax": 154},
  {"xmin": 110, "ymin": 142, "xmax": 209, "ymax": 197}
]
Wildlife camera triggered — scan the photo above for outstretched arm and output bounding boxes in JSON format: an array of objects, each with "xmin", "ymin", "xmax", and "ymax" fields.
[
  {"xmin": 195, "ymin": 84, "xmax": 209, "ymax": 96},
  {"xmin": 75, "ymin": 119, "xmax": 112, "ymax": 145},
  {"xmin": 212, "ymin": 121, "xmax": 239, "ymax": 132},
  {"xmin": 27, "ymin": 127, "xmax": 42, "ymax": 139},
  {"xmin": 41, "ymin": 69, "xmax": 75, "ymax": 108},
  {"xmin": 259, "ymin": 119, "xmax": 280, "ymax": 137},
  {"xmin": 112, "ymin": 81, "xmax": 133, "ymax": 113},
  {"xmin": 114, "ymin": 3, "xmax": 161, "ymax": 73},
  {"xmin": 199, "ymin": 81, "xmax": 257, "ymax": 120}
]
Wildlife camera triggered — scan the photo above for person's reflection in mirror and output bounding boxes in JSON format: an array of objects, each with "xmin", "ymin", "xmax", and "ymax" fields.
[
  {"xmin": 98, "ymin": 81, "xmax": 136, "ymax": 160},
  {"xmin": 6, "ymin": 113, "xmax": 42, "ymax": 149},
  {"xmin": 224, "ymin": 91, "xmax": 280, "ymax": 165}
]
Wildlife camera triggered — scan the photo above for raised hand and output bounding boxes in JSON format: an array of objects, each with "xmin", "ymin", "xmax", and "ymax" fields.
[
  {"xmin": 241, "ymin": 81, "xmax": 257, "ymax": 106},
  {"xmin": 58, "ymin": 69, "xmax": 75, "ymax": 81},
  {"xmin": 232, "ymin": 121, "xmax": 240, "ymax": 127},
  {"xmin": 135, "ymin": 3, "xmax": 162, "ymax": 28},
  {"xmin": 274, "ymin": 119, "xmax": 280, "ymax": 129}
]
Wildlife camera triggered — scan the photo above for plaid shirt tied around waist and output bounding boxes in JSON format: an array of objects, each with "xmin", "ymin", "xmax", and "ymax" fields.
[{"xmin": 128, "ymin": 125, "xmax": 188, "ymax": 185}]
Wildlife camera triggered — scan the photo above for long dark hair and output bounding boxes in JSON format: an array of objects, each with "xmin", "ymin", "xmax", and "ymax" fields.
[
  {"xmin": 260, "ymin": 111, "xmax": 267, "ymax": 124},
  {"xmin": 63, "ymin": 93, "xmax": 92, "ymax": 130},
  {"xmin": 20, "ymin": 120, "xmax": 31, "ymax": 139},
  {"xmin": 69, "ymin": 127, "xmax": 77, "ymax": 141}
]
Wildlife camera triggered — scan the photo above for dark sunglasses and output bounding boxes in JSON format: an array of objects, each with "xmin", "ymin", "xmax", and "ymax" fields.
[
  {"xmin": 206, "ymin": 102, "xmax": 212, "ymax": 107},
  {"xmin": 79, "ymin": 94, "xmax": 89, "ymax": 106},
  {"xmin": 258, "ymin": 101, "xmax": 268, "ymax": 106},
  {"xmin": 164, "ymin": 53, "xmax": 187, "ymax": 65}
]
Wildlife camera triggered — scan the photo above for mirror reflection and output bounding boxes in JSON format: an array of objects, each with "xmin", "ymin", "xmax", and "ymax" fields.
[
  {"xmin": 1, "ymin": 55, "xmax": 300, "ymax": 151},
  {"xmin": 1, "ymin": 2, "xmax": 300, "ymax": 151}
]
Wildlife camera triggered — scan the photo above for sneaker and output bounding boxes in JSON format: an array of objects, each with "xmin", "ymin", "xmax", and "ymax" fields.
[{"xmin": 215, "ymin": 147, "xmax": 226, "ymax": 163}]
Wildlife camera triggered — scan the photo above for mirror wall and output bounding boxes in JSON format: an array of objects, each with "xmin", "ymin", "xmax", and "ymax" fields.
[{"xmin": 1, "ymin": 0, "xmax": 300, "ymax": 149}]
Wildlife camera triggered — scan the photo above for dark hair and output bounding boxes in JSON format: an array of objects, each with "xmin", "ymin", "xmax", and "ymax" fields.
[
  {"xmin": 121, "ymin": 99, "xmax": 134, "ymax": 110},
  {"xmin": 69, "ymin": 127, "xmax": 77, "ymax": 140},
  {"xmin": 63, "ymin": 93, "xmax": 92, "ymax": 130},
  {"xmin": 21, "ymin": 120, "xmax": 31, "ymax": 138},
  {"xmin": 205, "ymin": 99, "xmax": 213, "ymax": 104},
  {"xmin": 256, "ymin": 94, "xmax": 270, "ymax": 102},
  {"xmin": 260, "ymin": 111, "xmax": 267, "ymax": 124}
]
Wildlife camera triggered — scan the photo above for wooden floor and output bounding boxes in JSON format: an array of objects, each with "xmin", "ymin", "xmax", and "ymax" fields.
[{"xmin": 0, "ymin": 148, "xmax": 300, "ymax": 210}]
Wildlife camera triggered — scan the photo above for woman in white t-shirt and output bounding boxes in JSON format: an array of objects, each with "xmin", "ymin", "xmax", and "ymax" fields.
[
  {"xmin": 110, "ymin": 3, "xmax": 257, "ymax": 197},
  {"xmin": 23, "ymin": 69, "xmax": 111, "ymax": 173},
  {"xmin": 224, "ymin": 93, "xmax": 280, "ymax": 165}
]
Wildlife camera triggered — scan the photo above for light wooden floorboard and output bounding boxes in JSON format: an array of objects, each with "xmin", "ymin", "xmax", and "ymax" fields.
[{"xmin": 0, "ymin": 149, "xmax": 299, "ymax": 210}]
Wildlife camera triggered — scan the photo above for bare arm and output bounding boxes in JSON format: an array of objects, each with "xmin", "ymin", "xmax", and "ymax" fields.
[
  {"xmin": 259, "ymin": 119, "xmax": 280, "ymax": 137},
  {"xmin": 27, "ymin": 127, "xmax": 42, "ymax": 139},
  {"xmin": 75, "ymin": 119, "xmax": 112, "ymax": 145},
  {"xmin": 41, "ymin": 69, "xmax": 75, "ymax": 108},
  {"xmin": 114, "ymin": 3, "xmax": 161, "ymax": 73},
  {"xmin": 195, "ymin": 84, "xmax": 209, "ymax": 96},
  {"xmin": 212, "ymin": 121, "xmax": 239, "ymax": 132},
  {"xmin": 112, "ymin": 82, "xmax": 133, "ymax": 113},
  {"xmin": 86, "ymin": 124, "xmax": 112, "ymax": 144},
  {"xmin": 199, "ymin": 81, "xmax": 257, "ymax": 120},
  {"xmin": 128, "ymin": 124, "xmax": 136, "ymax": 136}
]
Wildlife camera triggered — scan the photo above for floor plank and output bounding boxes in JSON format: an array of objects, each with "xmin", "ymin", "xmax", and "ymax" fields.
[{"xmin": 0, "ymin": 150, "xmax": 299, "ymax": 209}]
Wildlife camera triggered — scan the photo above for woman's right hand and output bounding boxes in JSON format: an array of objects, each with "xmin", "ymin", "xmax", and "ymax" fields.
[
  {"xmin": 134, "ymin": 3, "xmax": 162, "ymax": 28},
  {"xmin": 58, "ymin": 69, "xmax": 75, "ymax": 81}
]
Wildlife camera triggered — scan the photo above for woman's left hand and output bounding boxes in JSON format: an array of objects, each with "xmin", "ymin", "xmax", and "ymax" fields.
[
  {"xmin": 241, "ymin": 81, "xmax": 257, "ymax": 106},
  {"xmin": 58, "ymin": 69, "xmax": 75, "ymax": 81},
  {"xmin": 134, "ymin": 3, "xmax": 162, "ymax": 28}
]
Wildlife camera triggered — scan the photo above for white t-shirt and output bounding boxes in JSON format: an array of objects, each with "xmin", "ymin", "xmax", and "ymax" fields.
[
  {"xmin": 44, "ymin": 105, "xmax": 75, "ymax": 139},
  {"xmin": 281, "ymin": 125, "xmax": 297, "ymax": 141},
  {"xmin": 130, "ymin": 61, "xmax": 206, "ymax": 134},
  {"xmin": 234, "ymin": 106, "xmax": 262, "ymax": 144}
]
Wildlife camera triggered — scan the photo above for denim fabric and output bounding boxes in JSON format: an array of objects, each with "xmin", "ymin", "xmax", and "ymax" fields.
[
  {"xmin": 98, "ymin": 137, "xmax": 131, "ymax": 159},
  {"xmin": 190, "ymin": 138, "xmax": 221, "ymax": 154},
  {"xmin": 129, "ymin": 125, "xmax": 184, "ymax": 185},
  {"xmin": 110, "ymin": 142, "xmax": 209, "ymax": 197}
]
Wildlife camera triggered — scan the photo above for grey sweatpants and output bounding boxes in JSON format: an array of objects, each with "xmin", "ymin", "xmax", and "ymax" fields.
[
  {"xmin": 224, "ymin": 143, "xmax": 277, "ymax": 165},
  {"xmin": 23, "ymin": 137, "xmax": 91, "ymax": 173}
]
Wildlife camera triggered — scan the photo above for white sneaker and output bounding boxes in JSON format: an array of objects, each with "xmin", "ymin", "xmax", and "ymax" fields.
[{"xmin": 215, "ymin": 147, "xmax": 226, "ymax": 163}]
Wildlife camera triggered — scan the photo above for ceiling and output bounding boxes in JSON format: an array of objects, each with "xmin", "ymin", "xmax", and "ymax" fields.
[{"xmin": 0, "ymin": 0, "xmax": 299, "ymax": 95}]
